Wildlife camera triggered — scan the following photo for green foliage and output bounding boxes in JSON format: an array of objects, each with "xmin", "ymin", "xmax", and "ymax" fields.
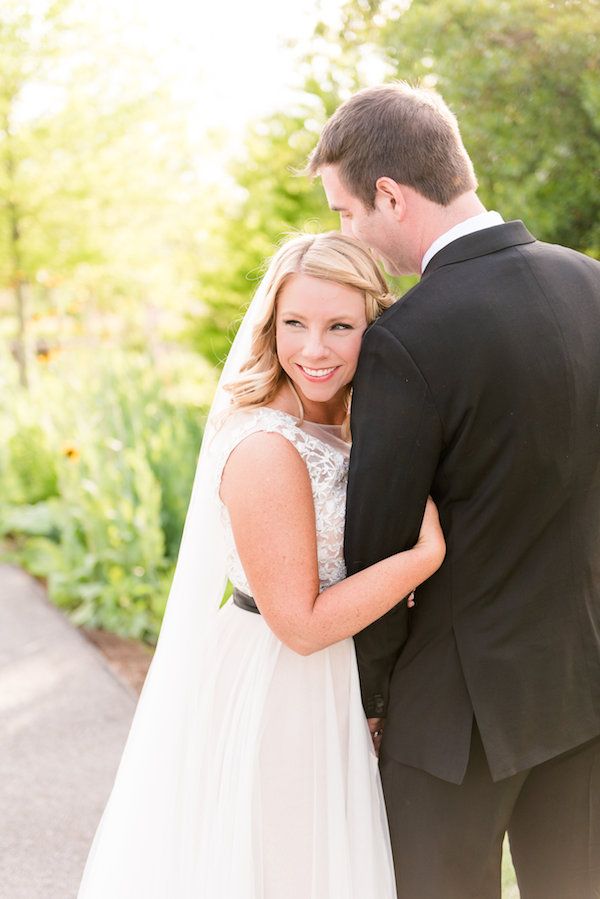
[
  {"xmin": 0, "ymin": 349, "xmax": 209, "ymax": 642},
  {"xmin": 0, "ymin": 499, "xmax": 63, "ymax": 540},
  {"xmin": 0, "ymin": 0, "xmax": 215, "ymax": 391},
  {"xmin": 5, "ymin": 424, "xmax": 59, "ymax": 504}
]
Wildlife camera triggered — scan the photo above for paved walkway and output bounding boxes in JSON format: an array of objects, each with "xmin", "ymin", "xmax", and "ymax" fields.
[{"xmin": 0, "ymin": 565, "xmax": 136, "ymax": 899}]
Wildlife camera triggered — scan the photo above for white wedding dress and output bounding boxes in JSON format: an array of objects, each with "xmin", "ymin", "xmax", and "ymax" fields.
[{"xmin": 78, "ymin": 406, "xmax": 397, "ymax": 898}]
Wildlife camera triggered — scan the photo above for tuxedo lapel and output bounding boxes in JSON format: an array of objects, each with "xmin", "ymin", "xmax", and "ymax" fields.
[{"xmin": 422, "ymin": 220, "xmax": 536, "ymax": 275}]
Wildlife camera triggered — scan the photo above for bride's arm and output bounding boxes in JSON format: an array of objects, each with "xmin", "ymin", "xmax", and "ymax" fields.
[{"xmin": 220, "ymin": 430, "xmax": 444, "ymax": 655}]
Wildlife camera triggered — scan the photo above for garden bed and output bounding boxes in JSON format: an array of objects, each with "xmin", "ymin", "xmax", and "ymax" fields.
[{"xmin": 82, "ymin": 628, "xmax": 153, "ymax": 695}]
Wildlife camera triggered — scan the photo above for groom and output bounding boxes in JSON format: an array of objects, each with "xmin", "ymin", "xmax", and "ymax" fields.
[{"xmin": 309, "ymin": 83, "xmax": 600, "ymax": 898}]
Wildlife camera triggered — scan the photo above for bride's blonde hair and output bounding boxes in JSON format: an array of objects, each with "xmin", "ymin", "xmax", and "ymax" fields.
[{"xmin": 225, "ymin": 231, "xmax": 394, "ymax": 437}]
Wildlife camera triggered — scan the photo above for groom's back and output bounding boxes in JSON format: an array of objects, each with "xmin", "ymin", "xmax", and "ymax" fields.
[
  {"xmin": 401, "ymin": 237, "xmax": 600, "ymax": 597},
  {"xmin": 373, "ymin": 226, "xmax": 600, "ymax": 781}
]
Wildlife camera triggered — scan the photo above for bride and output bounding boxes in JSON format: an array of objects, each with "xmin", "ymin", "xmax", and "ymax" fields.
[{"xmin": 78, "ymin": 231, "xmax": 445, "ymax": 898}]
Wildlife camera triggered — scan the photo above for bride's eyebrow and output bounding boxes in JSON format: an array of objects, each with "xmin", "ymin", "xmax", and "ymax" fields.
[{"xmin": 280, "ymin": 310, "xmax": 359, "ymax": 323}]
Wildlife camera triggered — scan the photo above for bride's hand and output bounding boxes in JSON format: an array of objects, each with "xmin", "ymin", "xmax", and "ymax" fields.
[{"xmin": 416, "ymin": 497, "xmax": 446, "ymax": 572}]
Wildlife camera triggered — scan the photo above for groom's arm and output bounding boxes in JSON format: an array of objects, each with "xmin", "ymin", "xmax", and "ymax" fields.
[{"xmin": 345, "ymin": 323, "xmax": 443, "ymax": 717}]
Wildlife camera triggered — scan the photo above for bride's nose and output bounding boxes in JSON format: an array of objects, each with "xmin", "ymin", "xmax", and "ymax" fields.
[{"xmin": 302, "ymin": 329, "xmax": 329, "ymax": 360}]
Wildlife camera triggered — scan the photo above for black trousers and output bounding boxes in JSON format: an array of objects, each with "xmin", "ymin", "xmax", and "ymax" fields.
[{"xmin": 379, "ymin": 722, "xmax": 600, "ymax": 899}]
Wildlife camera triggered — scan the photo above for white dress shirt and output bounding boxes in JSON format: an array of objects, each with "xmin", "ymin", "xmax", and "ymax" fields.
[{"xmin": 421, "ymin": 210, "xmax": 505, "ymax": 273}]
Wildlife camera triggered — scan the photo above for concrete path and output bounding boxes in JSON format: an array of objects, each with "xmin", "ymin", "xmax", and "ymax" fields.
[{"xmin": 0, "ymin": 565, "xmax": 136, "ymax": 899}]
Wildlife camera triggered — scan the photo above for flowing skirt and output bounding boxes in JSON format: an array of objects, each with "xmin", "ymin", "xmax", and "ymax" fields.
[{"xmin": 79, "ymin": 601, "xmax": 397, "ymax": 898}]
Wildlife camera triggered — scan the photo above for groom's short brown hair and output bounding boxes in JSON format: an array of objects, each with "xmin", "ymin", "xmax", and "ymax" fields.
[{"xmin": 307, "ymin": 82, "xmax": 478, "ymax": 208}]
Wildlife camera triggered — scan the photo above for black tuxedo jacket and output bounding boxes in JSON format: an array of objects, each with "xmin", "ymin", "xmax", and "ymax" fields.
[{"xmin": 346, "ymin": 222, "xmax": 600, "ymax": 783}]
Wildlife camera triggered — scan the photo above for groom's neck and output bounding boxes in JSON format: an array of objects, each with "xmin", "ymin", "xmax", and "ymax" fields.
[{"xmin": 412, "ymin": 191, "xmax": 488, "ymax": 271}]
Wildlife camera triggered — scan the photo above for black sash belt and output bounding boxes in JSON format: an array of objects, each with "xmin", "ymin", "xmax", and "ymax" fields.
[{"xmin": 232, "ymin": 587, "xmax": 261, "ymax": 615}]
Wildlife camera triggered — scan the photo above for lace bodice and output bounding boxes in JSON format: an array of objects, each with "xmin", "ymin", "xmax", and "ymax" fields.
[{"xmin": 214, "ymin": 407, "xmax": 349, "ymax": 594}]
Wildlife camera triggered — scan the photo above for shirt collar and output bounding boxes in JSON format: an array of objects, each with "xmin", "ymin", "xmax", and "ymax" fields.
[{"xmin": 421, "ymin": 210, "xmax": 505, "ymax": 274}]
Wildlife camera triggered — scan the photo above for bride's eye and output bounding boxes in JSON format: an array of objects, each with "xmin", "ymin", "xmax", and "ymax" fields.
[
  {"xmin": 283, "ymin": 319, "xmax": 303, "ymax": 327},
  {"xmin": 331, "ymin": 322, "xmax": 353, "ymax": 331}
]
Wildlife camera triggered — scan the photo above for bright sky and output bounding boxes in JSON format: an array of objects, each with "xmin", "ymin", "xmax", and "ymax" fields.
[
  {"xmin": 105, "ymin": 0, "xmax": 349, "ymax": 137},
  {"xmin": 21, "ymin": 0, "xmax": 396, "ymax": 180},
  {"xmin": 92, "ymin": 0, "xmax": 396, "ymax": 182}
]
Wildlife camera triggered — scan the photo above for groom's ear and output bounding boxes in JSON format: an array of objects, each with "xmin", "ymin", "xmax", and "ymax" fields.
[{"xmin": 374, "ymin": 177, "xmax": 406, "ymax": 220}]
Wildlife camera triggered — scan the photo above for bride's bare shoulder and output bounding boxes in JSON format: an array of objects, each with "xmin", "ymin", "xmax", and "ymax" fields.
[{"xmin": 219, "ymin": 419, "xmax": 308, "ymax": 508}]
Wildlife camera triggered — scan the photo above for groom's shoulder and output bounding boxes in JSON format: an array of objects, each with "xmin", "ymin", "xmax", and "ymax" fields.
[
  {"xmin": 374, "ymin": 235, "xmax": 600, "ymax": 339},
  {"xmin": 516, "ymin": 229, "xmax": 598, "ymax": 261},
  {"xmin": 518, "ymin": 236, "xmax": 600, "ymax": 274}
]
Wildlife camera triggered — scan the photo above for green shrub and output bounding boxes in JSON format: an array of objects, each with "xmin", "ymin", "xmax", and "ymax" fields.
[
  {"xmin": 5, "ymin": 424, "xmax": 60, "ymax": 504},
  {"xmin": 0, "ymin": 347, "xmax": 212, "ymax": 643}
]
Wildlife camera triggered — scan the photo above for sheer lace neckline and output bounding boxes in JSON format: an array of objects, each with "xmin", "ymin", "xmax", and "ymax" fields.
[
  {"xmin": 262, "ymin": 408, "xmax": 349, "ymax": 457},
  {"xmin": 263, "ymin": 407, "xmax": 341, "ymax": 426}
]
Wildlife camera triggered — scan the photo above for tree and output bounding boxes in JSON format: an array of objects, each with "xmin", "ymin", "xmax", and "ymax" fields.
[
  {"xmin": 0, "ymin": 1, "xmax": 71, "ymax": 386},
  {"xmin": 0, "ymin": 0, "xmax": 213, "ymax": 385}
]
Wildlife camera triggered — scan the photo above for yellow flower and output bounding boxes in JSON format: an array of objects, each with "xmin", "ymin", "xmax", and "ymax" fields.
[
  {"xmin": 35, "ymin": 344, "xmax": 60, "ymax": 363},
  {"xmin": 62, "ymin": 442, "xmax": 80, "ymax": 461},
  {"xmin": 36, "ymin": 346, "xmax": 51, "ymax": 362}
]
